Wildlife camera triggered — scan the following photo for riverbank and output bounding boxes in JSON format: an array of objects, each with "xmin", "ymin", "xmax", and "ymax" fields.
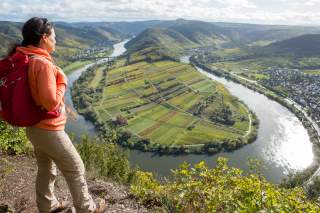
[
  {"xmin": 63, "ymin": 60, "xmax": 94, "ymax": 76},
  {"xmin": 190, "ymin": 58, "xmax": 320, "ymax": 179}
]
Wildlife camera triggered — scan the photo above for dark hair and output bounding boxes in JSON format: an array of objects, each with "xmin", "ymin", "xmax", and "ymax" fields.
[
  {"xmin": 21, "ymin": 17, "xmax": 54, "ymax": 46},
  {"xmin": 7, "ymin": 17, "xmax": 54, "ymax": 56}
]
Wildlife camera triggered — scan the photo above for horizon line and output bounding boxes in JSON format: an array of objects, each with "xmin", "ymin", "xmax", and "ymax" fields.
[{"xmin": 1, "ymin": 18, "xmax": 319, "ymax": 28}]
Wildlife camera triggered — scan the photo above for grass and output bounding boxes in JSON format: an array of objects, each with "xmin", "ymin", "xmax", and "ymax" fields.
[
  {"xmin": 208, "ymin": 50, "xmax": 320, "ymax": 81},
  {"xmin": 63, "ymin": 60, "xmax": 93, "ymax": 76},
  {"xmin": 303, "ymin": 69, "xmax": 320, "ymax": 75},
  {"xmin": 88, "ymin": 60, "xmax": 252, "ymax": 146},
  {"xmin": 89, "ymin": 66, "xmax": 104, "ymax": 87},
  {"xmin": 209, "ymin": 57, "xmax": 282, "ymax": 82}
]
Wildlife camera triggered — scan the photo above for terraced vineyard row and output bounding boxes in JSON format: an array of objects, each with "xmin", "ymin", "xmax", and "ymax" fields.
[{"xmin": 90, "ymin": 60, "xmax": 254, "ymax": 147}]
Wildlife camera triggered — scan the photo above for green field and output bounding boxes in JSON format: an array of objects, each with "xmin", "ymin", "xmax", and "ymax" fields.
[
  {"xmin": 303, "ymin": 69, "xmax": 320, "ymax": 75},
  {"xmin": 84, "ymin": 60, "xmax": 251, "ymax": 146},
  {"xmin": 63, "ymin": 60, "xmax": 93, "ymax": 75},
  {"xmin": 206, "ymin": 50, "xmax": 320, "ymax": 81},
  {"xmin": 210, "ymin": 59, "xmax": 271, "ymax": 81}
]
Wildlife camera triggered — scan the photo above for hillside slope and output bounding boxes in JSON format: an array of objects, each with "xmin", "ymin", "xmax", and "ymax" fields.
[
  {"xmin": 261, "ymin": 34, "xmax": 320, "ymax": 56},
  {"xmin": 0, "ymin": 154, "xmax": 149, "ymax": 212},
  {"xmin": 0, "ymin": 21, "xmax": 127, "ymax": 66},
  {"xmin": 124, "ymin": 19, "xmax": 320, "ymax": 60},
  {"xmin": 75, "ymin": 19, "xmax": 320, "ymax": 45},
  {"xmin": 125, "ymin": 28, "xmax": 196, "ymax": 52}
]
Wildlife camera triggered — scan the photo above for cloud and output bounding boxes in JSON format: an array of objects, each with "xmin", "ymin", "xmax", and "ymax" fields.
[
  {"xmin": 0, "ymin": 0, "xmax": 319, "ymax": 25},
  {"xmin": 305, "ymin": 0, "xmax": 320, "ymax": 6}
]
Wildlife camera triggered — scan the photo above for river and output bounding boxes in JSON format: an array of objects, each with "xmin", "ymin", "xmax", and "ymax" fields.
[{"xmin": 65, "ymin": 40, "xmax": 314, "ymax": 183}]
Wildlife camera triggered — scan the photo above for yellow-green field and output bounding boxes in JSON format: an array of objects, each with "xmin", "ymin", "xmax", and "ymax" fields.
[
  {"xmin": 303, "ymin": 69, "xmax": 320, "ymax": 75},
  {"xmin": 63, "ymin": 60, "xmax": 93, "ymax": 75},
  {"xmin": 210, "ymin": 60, "xmax": 269, "ymax": 80},
  {"xmin": 89, "ymin": 60, "xmax": 251, "ymax": 146}
]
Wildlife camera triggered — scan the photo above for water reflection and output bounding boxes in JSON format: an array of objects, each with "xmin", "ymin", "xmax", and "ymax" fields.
[
  {"xmin": 110, "ymin": 39, "xmax": 129, "ymax": 57},
  {"xmin": 195, "ymin": 62, "xmax": 313, "ymax": 176},
  {"xmin": 268, "ymin": 115, "xmax": 313, "ymax": 172}
]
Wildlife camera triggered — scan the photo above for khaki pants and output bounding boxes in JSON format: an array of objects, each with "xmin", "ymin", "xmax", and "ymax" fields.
[{"xmin": 26, "ymin": 127, "xmax": 96, "ymax": 213}]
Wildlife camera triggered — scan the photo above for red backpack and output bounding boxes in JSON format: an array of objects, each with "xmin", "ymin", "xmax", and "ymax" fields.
[{"xmin": 0, "ymin": 51, "xmax": 61, "ymax": 127}]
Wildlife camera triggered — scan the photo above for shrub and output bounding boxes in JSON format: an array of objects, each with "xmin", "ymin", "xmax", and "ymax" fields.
[
  {"xmin": 77, "ymin": 134, "xmax": 134, "ymax": 183},
  {"xmin": 131, "ymin": 158, "xmax": 319, "ymax": 212},
  {"xmin": 115, "ymin": 115, "xmax": 128, "ymax": 126},
  {"xmin": 130, "ymin": 171, "xmax": 164, "ymax": 207},
  {"xmin": 187, "ymin": 125, "xmax": 195, "ymax": 131},
  {"xmin": 0, "ymin": 121, "xmax": 32, "ymax": 155}
]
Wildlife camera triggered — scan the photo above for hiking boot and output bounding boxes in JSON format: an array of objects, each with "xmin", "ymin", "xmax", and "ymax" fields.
[
  {"xmin": 94, "ymin": 199, "xmax": 107, "ymax": 213},
  {"xmin": 49, "ymin": 201, "xmax": 71, "ymax": 213}
]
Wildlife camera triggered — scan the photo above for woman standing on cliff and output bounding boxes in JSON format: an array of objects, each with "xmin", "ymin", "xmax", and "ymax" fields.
[{"xmin": 11, "ymin": 17, "xmax": 106, "ymax": 213}]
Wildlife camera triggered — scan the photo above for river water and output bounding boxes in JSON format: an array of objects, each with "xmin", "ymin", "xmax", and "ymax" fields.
[{"xmin": 65, "ymin": 40, "xmax": 314, "ymax": 183}]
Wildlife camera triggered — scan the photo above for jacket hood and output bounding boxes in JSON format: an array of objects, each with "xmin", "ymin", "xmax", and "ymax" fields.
[{"xmin": 16, "ymin": 45, "xmax": 52, "ymax": 62}]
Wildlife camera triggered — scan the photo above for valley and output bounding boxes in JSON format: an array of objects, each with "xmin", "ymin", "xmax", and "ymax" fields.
[{"xmin": 1, "ymin": 18, "xmax": 319, "ymax": 181}]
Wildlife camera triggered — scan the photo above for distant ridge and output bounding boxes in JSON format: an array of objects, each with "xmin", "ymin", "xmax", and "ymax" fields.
[
  {"xmin": 124, "ymin": 19, "xmax": 320, "ymax": 56},
  {"xmin": 262, "ymin": 34, "xmax": 320, "ymax": 56},
  {"xmin": 1, "ymin": 19, "xmax": 320, "ymax": 62}
]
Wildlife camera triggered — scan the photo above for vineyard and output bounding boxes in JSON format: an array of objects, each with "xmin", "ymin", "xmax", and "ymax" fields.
[{"xmin": 73, "ymin": 59, "xmax": 258, "ymax": 152}]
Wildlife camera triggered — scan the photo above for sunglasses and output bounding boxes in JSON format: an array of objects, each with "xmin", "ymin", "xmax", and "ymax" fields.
[{"xmin": 34, "ymin": 18, "xmax": 51, "ymax": 36}]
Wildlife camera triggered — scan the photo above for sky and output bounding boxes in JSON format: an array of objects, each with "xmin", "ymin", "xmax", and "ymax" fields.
[{"xmin": 1, "ymin": 0, "xmax": 320, "ymax": 26}]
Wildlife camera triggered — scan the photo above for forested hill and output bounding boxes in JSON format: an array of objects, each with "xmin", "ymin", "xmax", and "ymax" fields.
[
  {"xmin": 53, "ymin": 22, "xmax": 126, "ymax": 47},
  {"xmin": 261, "ymin": 34, "xmax": 320, "ymax": 56},
  {"xmin": 2, "ymin": 19, "xmax": 320, "ymax": 60},
  {"xmin": 0, "ymin": 21, "xmax": 126, "ymax": 53},
  {"xmin": 123, "ymin": 20, "xmax": 235, "ymax": 62},
  {"xmin": 123, "ymin": 19, "xmax": 320, "ymax": 59},
  {"xmin": 0, "ymin": 21, "xmax": 127, "ymax": 66},
  {"xmin": 125, "ymin": 27, "xmax": 197, "ymax": 52},
  {"xmin": 77, "ymin": 19, "xmax": 320, "ymax": 46}
]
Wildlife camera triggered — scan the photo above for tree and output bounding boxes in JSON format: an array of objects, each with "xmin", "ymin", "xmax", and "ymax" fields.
[{"xmin": 115, "ymin": 115, "xmax": 128, "ymax": 126}]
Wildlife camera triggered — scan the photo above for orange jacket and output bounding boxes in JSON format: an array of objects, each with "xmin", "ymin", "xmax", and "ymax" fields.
[{"xmin": 16, "ymin": 45, "xmax": 67, "ymax": 130}]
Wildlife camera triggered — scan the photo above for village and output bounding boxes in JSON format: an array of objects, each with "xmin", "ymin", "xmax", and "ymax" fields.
[{"xmin": 260, "ymin": 68, "xmax": 320, "ymax": 127}]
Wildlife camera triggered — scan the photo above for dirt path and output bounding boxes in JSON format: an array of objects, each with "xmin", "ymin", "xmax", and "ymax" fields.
[{"xmin": 0, "ymin": 154, "xmax": 150, "ymax": 213}]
